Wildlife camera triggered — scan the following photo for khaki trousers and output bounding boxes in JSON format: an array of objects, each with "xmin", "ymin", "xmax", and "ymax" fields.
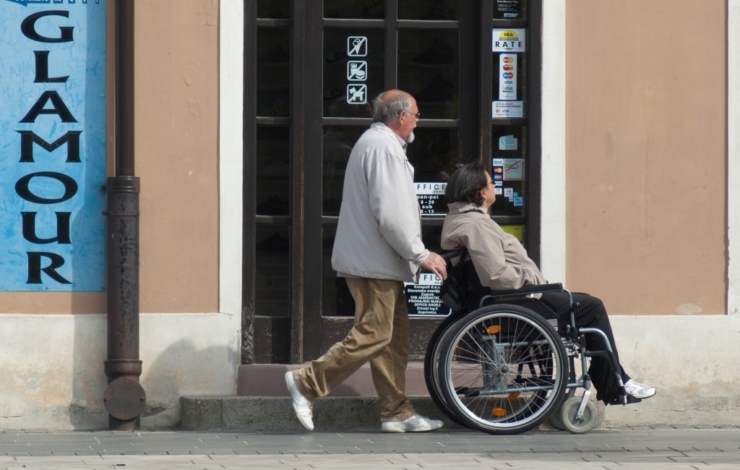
[{"xmin": 293, "ymin": 278, "xmax": 416, "ymax": 422}]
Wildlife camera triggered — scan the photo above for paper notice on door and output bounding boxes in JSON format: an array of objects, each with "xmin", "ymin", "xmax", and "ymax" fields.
[
  {"xmin": 493, "ymin": 101, "xmax": 523, "ymax": 118},
  {"xmin": 499, "ymin": 135, "xmax": 518, "ymax": 151},
  {"xmin": 503, "ymin": 159, "xmax": 524, "ymax": 181},
  {"xmin": 499, "ymin": 54, "xmax": 517, "ymax": 100}
]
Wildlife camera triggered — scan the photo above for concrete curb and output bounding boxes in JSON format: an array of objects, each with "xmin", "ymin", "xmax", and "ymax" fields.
[
  {"xmin": 180, "ymin": 396, "xmax": 605, "ymax": 432},
  {"xmin": 181, "ymin": 396, "xmax": 466, "ymax": 431}
]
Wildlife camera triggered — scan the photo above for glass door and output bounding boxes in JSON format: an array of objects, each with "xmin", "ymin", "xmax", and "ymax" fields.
[{"xmin": 243, "ymin": 0, "xmax": 542, "ymax": 364}]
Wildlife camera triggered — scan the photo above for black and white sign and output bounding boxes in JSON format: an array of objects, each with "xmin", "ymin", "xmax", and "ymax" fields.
[
  {"xmin": 405, "ymin": 274, "xmax": 451, "ymax": 316},
  {"xmin": 347, "ymin": 61, "xmax": 367, "ymax": 81},
  {"xmin": 415, "ymin": 182, "xmax": 447, "ymax": 216},
  {"xmin": 346, "ymin": 84, "xmax": 367, "ymax": 104},
  {"xmin": 347, "ymin": 36, "xmax": 368, "ymax": 57}
]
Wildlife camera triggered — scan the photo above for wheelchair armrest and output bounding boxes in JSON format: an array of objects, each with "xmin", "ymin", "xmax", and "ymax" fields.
[{"xmin": 484, "ymin": 283, "xmax": 563, "ymax": 298}]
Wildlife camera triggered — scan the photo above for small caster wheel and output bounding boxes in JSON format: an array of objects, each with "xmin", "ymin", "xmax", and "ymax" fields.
[
  {"xmin": 547, "ymin": 406, "xmax": 565, "ymax": 431},
  {"xmin": 560, "ymin": 396, "xmax": 597, "ymax": 434}
]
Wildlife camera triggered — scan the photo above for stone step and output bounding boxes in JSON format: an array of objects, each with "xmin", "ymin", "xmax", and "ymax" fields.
[
  {"xmin": 237, "ymin": 362, "xmax": 430, "ymax": 397},
  {"xmin": 180, "ymin": 396, "xmax": 463, "ymax": 431}
]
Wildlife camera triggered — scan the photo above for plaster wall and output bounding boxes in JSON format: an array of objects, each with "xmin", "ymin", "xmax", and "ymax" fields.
[
  {"xmin": 565, "ymin": 0, "xmax": 727, "ymax": 314},
  {"xmin": 0, "ymin": 313, "xmax": 238, "ymax": 430}
]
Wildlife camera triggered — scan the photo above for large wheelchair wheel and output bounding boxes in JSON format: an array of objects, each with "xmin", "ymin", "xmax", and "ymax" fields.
[
  {"xmin": 424, "ymin": 313, "xmax": 468, "ymax": 427},
  {"xmin": 437, "ymin": 304, "xmax": 568, "ymax": 434}
]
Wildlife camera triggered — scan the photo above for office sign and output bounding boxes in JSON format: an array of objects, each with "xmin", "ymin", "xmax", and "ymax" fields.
[
  {"xmin": 405, "ymin": 274, "xmax": 451, "ymax": 316},
  {"xmin": 0, "ymin": 0, "xmax": 106, "ymax": 291}
]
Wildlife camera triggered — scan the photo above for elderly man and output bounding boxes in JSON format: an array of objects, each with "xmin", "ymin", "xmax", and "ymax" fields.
[{"xmin": 285, "ymin": 90, "xmax": 448, "ymax": 433}]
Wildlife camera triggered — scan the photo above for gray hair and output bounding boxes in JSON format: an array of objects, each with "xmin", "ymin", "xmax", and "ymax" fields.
[{"xmin": 372, "ymin": 92, "xmax": 412, "ymax": 123}]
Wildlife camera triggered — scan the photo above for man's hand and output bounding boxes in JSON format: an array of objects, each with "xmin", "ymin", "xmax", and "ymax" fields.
[{"xmin": 421, "ymin": 252, "xmax": 447, "ymax": 280}]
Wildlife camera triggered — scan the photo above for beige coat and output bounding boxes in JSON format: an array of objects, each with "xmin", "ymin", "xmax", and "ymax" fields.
[
  {"xmin": 441, "ymin": 202, "xmax": 545, "ymax": 290},
  {"xmin": 332, "ymin": 123, "xmax": 429, "ymax": 282}
]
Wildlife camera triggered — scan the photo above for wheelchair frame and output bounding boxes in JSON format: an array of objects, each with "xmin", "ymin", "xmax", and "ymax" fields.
[{"xmin": 424, "ymin": 249, "xmax": 637, "ymax": 434}]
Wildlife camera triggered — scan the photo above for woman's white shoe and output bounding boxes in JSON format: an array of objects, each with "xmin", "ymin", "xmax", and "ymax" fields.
[{"xmin": 624, "ymin": 379, "xmax": 656, "ymax": 399}]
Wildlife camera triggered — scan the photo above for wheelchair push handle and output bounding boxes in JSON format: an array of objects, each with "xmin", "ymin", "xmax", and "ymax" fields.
[{"xmin": 439, "ymin": 247, "xmax": 467, "ymax": 262}]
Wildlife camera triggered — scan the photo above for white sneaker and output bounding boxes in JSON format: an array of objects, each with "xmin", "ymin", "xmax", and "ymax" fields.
[
  {"xmin": 624, "ymin": 379, "xmax": 656, "ymax": 399},
  {"xmin": 285, "ymin": 371, "xmax": 314, "ymax": 431},
  {"xmin": 381, "ymin": 414, "xmax": 444, "ymax": 433}
]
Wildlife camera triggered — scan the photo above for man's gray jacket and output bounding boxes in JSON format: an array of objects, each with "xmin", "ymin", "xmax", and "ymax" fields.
[{"xmin": 332, "ymin": 122, "xmax": 429, "ymax": 282}]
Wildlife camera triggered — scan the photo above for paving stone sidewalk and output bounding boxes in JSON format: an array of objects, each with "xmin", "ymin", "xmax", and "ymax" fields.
[{"xmin": 0, "ymin": 426, "xmax": 739, "ymax": 469}]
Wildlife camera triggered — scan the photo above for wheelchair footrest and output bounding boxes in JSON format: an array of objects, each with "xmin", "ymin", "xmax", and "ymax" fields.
[{"xmin": 606, "ymin": 394, "xmax": 642, "ymax": 406}]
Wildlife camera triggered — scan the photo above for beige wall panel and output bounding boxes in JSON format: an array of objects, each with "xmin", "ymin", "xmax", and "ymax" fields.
[
  {"xmin": 135, "ymin": 0, "xmax": 219, "ymax": 313},
  {"xmin": 566, "ymin": 0, "xmax": 726, "ymax": 314}
]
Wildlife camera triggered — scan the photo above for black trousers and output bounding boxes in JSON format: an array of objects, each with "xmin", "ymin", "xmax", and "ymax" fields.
[{"xmin": 500, "ymin": 292, "xmax": 630, "ymax": 403}]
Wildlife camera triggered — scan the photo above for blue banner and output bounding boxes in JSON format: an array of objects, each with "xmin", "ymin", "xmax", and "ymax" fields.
[{"xmin": 0, "ymin": 0, "xmax": 106, "ymax": 291}]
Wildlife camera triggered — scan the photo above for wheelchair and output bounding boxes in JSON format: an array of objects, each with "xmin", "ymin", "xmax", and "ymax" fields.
[{"xmin": 424, "ymin": 248, "xmax": 638, "ymax": 435}]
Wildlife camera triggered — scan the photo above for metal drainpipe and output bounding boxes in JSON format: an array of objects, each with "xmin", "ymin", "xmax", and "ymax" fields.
[{"xmin": 103, "ymin": 0, "xmax": 145, "ymax": 431}]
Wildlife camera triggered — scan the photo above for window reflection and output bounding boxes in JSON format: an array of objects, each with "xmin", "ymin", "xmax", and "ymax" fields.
[
  {"xmin": 399, "ymin": 0, "xmax": 459, "ymax": 20},
  {"xmin": 257, "ymin": 0, "xmax": 290, "ymax": 19},
  {"xmin": 323, "ymin": 126, "xmax": 366, "ymax": 216},
  {"xmin": 256, "ymin": 127, "xmax": 290, "ymax": 216},
  {"xmin": 255, "ymin": 225, "xmax": 290, "ymax": 317},
  {"xmin": 398, "ymin": 30, "xmax": 459, "ymax": 119},
  {"xmin": 322, "ymin": 226, "xmax": 356, "ymax": 317},
  {"xmin": 324, "ymin": 0, "xmax": 385, "ymax": 19},
  {"xmin": 257, "ymin": 28, "xmax": 290, "ymax": 117}
]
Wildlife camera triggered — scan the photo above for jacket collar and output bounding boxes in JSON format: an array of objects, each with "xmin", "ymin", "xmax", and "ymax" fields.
[
  {"xmin": 370, "ymin": 122, "xmax": 408, "ymax": 151},
  {"xmin": 447, "ymin": 202, "xmax": 486, "ymax": 215}
]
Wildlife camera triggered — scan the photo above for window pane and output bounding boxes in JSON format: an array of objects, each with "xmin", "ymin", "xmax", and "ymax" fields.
[
  {"xmin": 257, "ymin": 0, "xmax": 290, "ymax": 18},
  {"xmin": 255, "ymin": 225, "xmax": 290, "ymax": 317},
  {"xmin": 490, "ymin": 126, "xmax": 527, "ymax": 217},
  {"xmin": 407, "ymin": 128, "xmax": 458, "ymax": 216},
  {"xmin": 322, "ymin": 225, "xmax": 356, "ymax": 317},
  {"xmin": 494, "ymin": 0, "xmax": 527, "ymax": 20},
  {"xmin": 324, "ymin": 0, "xmax": 385, "ymax": 19},
  {"xmin": 323, "ymin": 126, "xmax": 367, "ymax": 216},
  {"xmin": 492, "ymin": 51, "xmax": 527, "ymax": 119},
  {"xmin": 257, "ymin": 28, "xmax": 290, "ymax": 117},
  {"xmin": 399, "ymin": 0, "xmax": 459, "ymax": 20},
  {"xmin": 256, "ymin": 127, "xmax": 290, "ymax": 216},
  {"xmin": 398, "ymin": 30, "xmax": 459, "ymax": 119},
  {"xmin": 324, "ymin": 29, "xmax": 385, "ymax": 118}
]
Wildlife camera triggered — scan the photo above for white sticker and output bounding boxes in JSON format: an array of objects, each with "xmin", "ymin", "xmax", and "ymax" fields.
[
  {"xmin": 493, "ymin": 101, "xmax": 523, "ymax": 118},
  {"xmin": 492, "ymin": 158, "xmax": 504, "ymax": 166},
  {"xmin": 499, "ymin": 54, "xmax": 517, "ymax": 100},
  {"xmin": 347, "ymin": 84, "xmax": 367, "ymax": 104},
  {"xmin": 347, "ymin": 36, "xmax": 368, "ymax": 57},
  {"xmin": 347, "ymin": 61, "xmax": 367, "ymax": 81},
  {"xmin": 503, "ymin": 159, "xmax": 524, "ymax": 181},
  {"xmin": 494, "ymin": 181, "xmax": 503, "ymax": 187},
  {"xmin": 495, "ymin": 187, "xmax": 503, "ymax": 195},
  {"xmin": 492, "ymin": 29, "xmax": 526, "ymax": 52},
  {"xmin": 504, "ymin": 188, "xmax": 514, "ymax": 197},
  {"xmin": 415, "ymin": 182, "xmax": 447, "ymax": 195},
  {"xmin": 499, "ymin": 135, "xmax": 518, "ymax": 151}
]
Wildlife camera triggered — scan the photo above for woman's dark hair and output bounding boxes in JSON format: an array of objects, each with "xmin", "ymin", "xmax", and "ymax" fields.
[{"xmin": 445, "ymin": 162, "xmax": 488, "ymax": 206}]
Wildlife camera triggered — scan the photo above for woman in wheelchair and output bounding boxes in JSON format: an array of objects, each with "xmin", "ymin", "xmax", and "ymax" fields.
[{"xmin": 440, "ymin": 162, "xmax": 655, "ymax": 405}]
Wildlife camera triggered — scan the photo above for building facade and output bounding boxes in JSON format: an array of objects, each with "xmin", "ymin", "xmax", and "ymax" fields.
[{"xmin": 0, "ymin": 0, "xmax": 738, "ymax": 430}]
